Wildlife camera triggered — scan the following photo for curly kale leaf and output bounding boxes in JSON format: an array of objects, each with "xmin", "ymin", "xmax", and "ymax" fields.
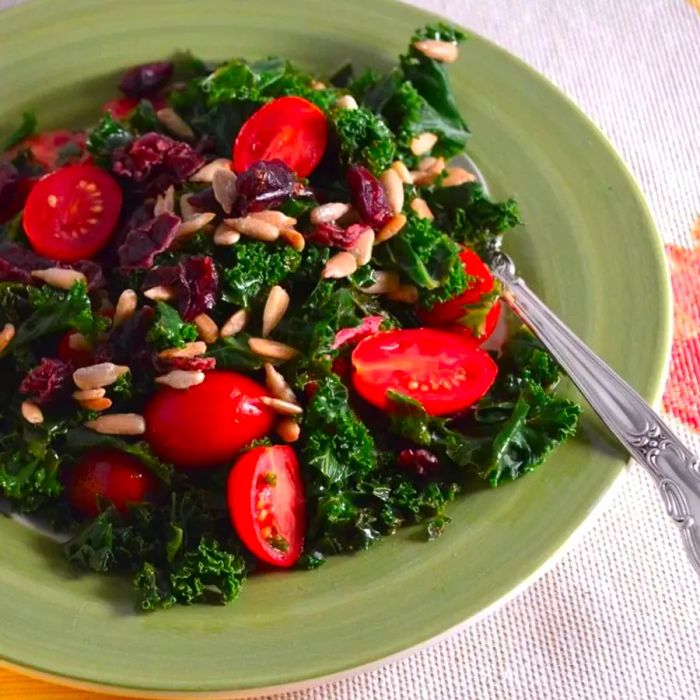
[
  {"xmin": 424, "ymin": 181, "xmax": 521, "ymax": 248},
  {"xmin": 222, "ymin": 240, "xmax": 300, "ymax": 308},
  {"xmin": 146, "ymin": 302, "xmax": 198, "ymax": 351},
  {"xmin": 412, "ymin": 23, "xmax": 467, "ymax": 43},
  {"xmin": 333, "ymin": 107, "xmax": 396, "ymax": 174},
  {"xmin": 373, "ymin": 213, "xmax": 467, "ymax": 307},
  {"xmin": 205, "ymin": 334, "xmax": 263, "ymax": 371},
  {"xmin": 1, "ymin": 111, "xmax": 37, "ymax": 151},
  {"xmin": 87, "ymin": 113, "xmax": 133, "ymax": 167},
  {"xmin": 301, "ymin": 374, "xmax": 377, "ymax": 484}
]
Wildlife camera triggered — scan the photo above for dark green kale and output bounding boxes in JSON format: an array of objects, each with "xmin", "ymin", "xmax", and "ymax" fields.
[
  {"xmin": 332, "ymin": 107, "xmax": 396, "ymax": 174},
  {"xmin": 1, "ymin": 111, "xmax": 37, "ymax": 151},
  {"xmin": 373, "ymin": 213, "xmax": 468, "ymax": 307},
  {"xmin": 205, "ymin": 334, "xmax": 263, "ymax": 371},
  {"xmin": 127, "ymin": 99, "xmax": 162, "ymax": 134},
  {"xmin": 86, "ymin": 113, "xmax": 134, "ymax": 167},
  {"xmin": 221, "ymin": 240, "xmax": 301, "ymax": 308},
  {"xmin": 0, "ymin": 213, "xmax": 26, "ymax": 245},
  {"xmin": 452, "ymin": 283, "xmax": 501, "ymax": 337},
  {"xmin": 412, "ymin": 22, "xmax": 467, "ymax": 43},
  {"xmin": 424, "ymin": 181, "xmax": 521, "ymax": 249},
  {"xmin": 146, "ymin": 302, "xmax": 198, "ymax": 351}
]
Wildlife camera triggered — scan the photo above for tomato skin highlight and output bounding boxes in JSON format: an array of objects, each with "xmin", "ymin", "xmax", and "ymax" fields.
[
  {"xmin": 227, "ymin": 445, "xmax": 305, "ymax": 568},
  {"xmin": 351, "ymin": 328, "xmax": 498, "ymax": 416},
  {"xmin": 23, "ymin": 164, "xmax": 122, "ymax": 262},
  {"xmin": 232, "ymin": 96, "xmax": 328, "ymax": 178},
  {"xmin": 144, "ymin": 370, "xmax": 276, "ymax": 469},
  {"xmin": 63, "ymin": 448, "xmax": 158, "ymax": 517}
]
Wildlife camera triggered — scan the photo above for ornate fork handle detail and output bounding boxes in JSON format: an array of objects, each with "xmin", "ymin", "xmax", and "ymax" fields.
[{"xmin": 490, "ymin": 251, "xmax": 700, "ymax": 575}]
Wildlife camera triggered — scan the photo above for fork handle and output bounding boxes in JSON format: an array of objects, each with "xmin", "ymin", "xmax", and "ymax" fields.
[{"xmin": 490, "ymin": 252, "xmax": 700, "ymax": 575}]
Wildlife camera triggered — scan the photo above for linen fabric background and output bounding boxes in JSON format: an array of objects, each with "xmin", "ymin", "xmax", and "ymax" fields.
[{"xmin": 0, "ymin": 1, "xmax": 699, "ymax": 698}]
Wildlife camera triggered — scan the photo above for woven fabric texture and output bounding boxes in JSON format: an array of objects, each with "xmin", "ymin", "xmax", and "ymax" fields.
[{"xmin": 0, "ymin": 1, "xmax": 699, "ymax": 699}]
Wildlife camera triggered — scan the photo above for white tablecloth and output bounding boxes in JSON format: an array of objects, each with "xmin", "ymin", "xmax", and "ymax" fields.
[{"xmin": 2, "ymin": 1, "xmax": 699, "ymax": 698}]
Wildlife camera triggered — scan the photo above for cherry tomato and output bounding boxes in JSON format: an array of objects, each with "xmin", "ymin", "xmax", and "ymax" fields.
[
  {"xmin": 19, "ymin": 130, "xmax": 87, "ymax": 170},
  {"xmin": 351, "ymin": 328, "xmax": 498, "ymax": 416},
  {"xmin": 445, "ymin": 301, "xmax": 502, "ymax": 344},
  {"xmin": 57, "ymin": 330, "xmax": 94, "ymax": 367},
  {"xmin": 23, "ymin": 164, "xmax": 122, "ymax": 262},
  {"xmin": 63, "ymin": 448, "xmax": 158, "ymax": 517},
  {"xmin": 232, "ymin": 96, "xmax": 328, "ymax": 178},
  {"xmin": 419, "ymin": 249, "xmax": 500, "ymax": 341},
  {"xmin": 228, "ymin": 445, "xmax": 305, "ymax": 568},
  {"xmin": 102, "ymin": 96, "xmax": 166, "ymax": 120},
  {"xmin": 144, "ymin": 370, "xmax": 275, "ymax": 468}
]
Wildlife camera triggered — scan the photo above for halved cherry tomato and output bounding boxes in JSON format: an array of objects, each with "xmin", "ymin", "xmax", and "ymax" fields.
[
  {"xmin": 19, "ymin": 130, "xmax": 87, "ymax": 170},
  {"xmin": 101, "ymin": 96, "xmax": 166, "ymax": 120},
  {"xmin": 232, "ymin": 96, "xmax": 328, "ymax": 177},
  {"xmin": 144, "ymin": 370, "xmax": 275, "ymax": 468},
  {"xmin": 63, "ymin": 448, "xmax": 158, "ymax": 517},
  {"xmin": 57, "ymin": 330, "xmax": 94, "ymax": 367},
  {"xmin": 23, "ymin": 164, "xmax": 122, "ymax": 262},
  {"xmin": 418, "ymin": 249, "xmax": 500, "ymax": 341},
  {"xmin": 227, "ymin": 445, "xmax": 305, "ymax": 568},
  {"xmin": 351, "ymin": 328, "xmax": 498, "ymax": 415}
]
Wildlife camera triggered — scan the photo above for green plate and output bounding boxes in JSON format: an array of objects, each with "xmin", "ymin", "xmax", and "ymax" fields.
[{"xmin": 0, "ymin": 0, "xmax": 672, "ymax": 696}]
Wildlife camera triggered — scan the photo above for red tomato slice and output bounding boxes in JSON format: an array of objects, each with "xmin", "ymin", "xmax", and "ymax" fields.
[
  {"xmin": 144, "ymin": 370, "xmax": 275, "ymax": 468},
  {"xmin": 351, "ymin": 328, "xmax": 498, "ymax": 415},
  {"xmin": 21, "ymin": 130, "xmax": 87, "ymax": 170},
  {"xmin": 23, "ymin": 164, "xmax": 122, "ymax": 262},
  {"xmin": 419, "ymin": 249, "xmax": 499, "ymax": 338},
  {"xmin": 232, "ymin": 96, "xmax": 328, "ymax": 177},
  {"xmin": 102, "ymin": 96, "xmax": 166, "ymax": 120},
  {"xmin": 63, "ymin": 448, "xmax": 158, "ymax": 517},
  {"xmin": 227, "ymin": 445, "xmax": 305, "ymax": 567},
  {"xmin": 57, "ymin": 330, "xmax": 94, "ymax": 367}
]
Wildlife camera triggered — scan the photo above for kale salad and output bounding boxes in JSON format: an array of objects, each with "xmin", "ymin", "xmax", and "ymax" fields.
[{"xmin": 0, "ymin": 25, "xmax": 581, "ymax": 610}]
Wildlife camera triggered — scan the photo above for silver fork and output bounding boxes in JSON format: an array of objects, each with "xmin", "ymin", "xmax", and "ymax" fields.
[{"xmin": 486, "ymin": 247, "xmax": 700, "ymax": 575}]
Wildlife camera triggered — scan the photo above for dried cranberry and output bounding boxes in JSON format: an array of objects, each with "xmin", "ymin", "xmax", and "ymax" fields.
[
  {"xmin": 71, "ymin": 260, "xmax": 106, "ymax": 291},
  {"xmin": 188, "ymin": 186, "xmax": 223, "ymax": 216},
  {"xmin": 396, "ymin": 448, "xmax": 440, "ymax": 477},
  {"xmin": 19, "ymin": 357, "xmax": 73, "ymax": 405},
  {"xmin": 112, "ymin": 133, "xmax": 204, "ymax": 196},
  {"xmin": 233, "ymin": 159, "xmax": 298, "ymax": 215},
  {"xmin": 119, "ymin": 61, "xmax": 173, "ymax": 99},
  {"xmin": 118, "ymin": 212, "xmax": 181, "ymax": 269},
  {"xmin": 95, "ymin": 306, "xmax": 154, "ymax": 366},
  {"xmin": 332, "ymin": 315, "xmax": 385, "ymax": 350},
  {"xmin": 307, "ymin": 222, "xmax": 367, "ymax": 250},
  {"xmin": 346, "ymin": 164, "xmax": 392, "ymax": 229},
  {"xmin": 153, "ymin": 354, "xmax": 216, "ymax": 374},
  {"xmin": 143, "ymin": 255, "xmax": 218, "ymax": 320}
]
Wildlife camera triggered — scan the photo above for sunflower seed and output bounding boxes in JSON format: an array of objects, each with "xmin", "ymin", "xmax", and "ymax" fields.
[
  {"xmin": 310, "ymin": 202, "xmax": 351, "ymax": 225},
  {"xmin": 410, "ymin": 197, "xmax": 434, "ymax": 220},
  {"xmin": 179, "ymin": 193, "xmax": 197, "ymax": 222},
  {"xmin": 261, "ymin": 396, "xmax": 303, "ymax": 416},
  {"xmin": 361, "ymin": 270, "xmax": 401, "ymax": 295},
  {"xmin": 0, "ymin": 322, "xmax": 15, "ymax": 353},
  {"xmin": 213, "ymin": 222, "xmax": 241, "ymax": 246},
  {"xmin": 249, "ymin": 211, "xmax": 297, "ymax": 228},
  {"xmin": 212, "ymin": 167, "xmax": 237, "ymax": 214},
  {"xmin": 276, "ymin": 417, "xmax": 300, "ymax": 443},
  {"xmin": 412, "ymin": 157, "xmax": 446, "ymax": 186},
  {"xmin": 264, "ymin": 362, "xmax": 298, "ymax": 404},
  {"xmin": 112, "ymin": 289, "xmax": 138, "ymax": 329},
  {"xmin": 21, "ymin": 400, "xmax": 44, "ymax": 425},
  {"xmin": 177, "ymin": 212, "xmax": 216, "ymax": 237},
  {"xmin": 413, "ymin": 39, "xmax": 459, "ymax": 63},
  {"xmin": 156, "ymin": 107, "xmax": 194, "ymax": 139},
  {"xmin": 73, "ymin": 362, "xmax": 130, "ymax": 390},
  {"xmin": 442, "ymin": 166, "xmax": 476, "ymax": 187},
  {"xmin": 81, "ymin": 397, "xmax": 113, "ymax": 412},
  {"xmin": 157, "ymin": 341, "xmax": 207, "ymax": 359},
  {"xmin": 336, "ymin": 94, "xmax": 359, "ymax": 110},
  {"xmin": 386, "ymin": 283, "xmax": 420, "ymax": 304},
  {"xmin": 311, "ymin": 80, "xmax": 327, "ymax": 90},
  {"xmin": 381, "ymin": 168, "xmax": 404, "ymax": 214},
  {"xmin": 262, "ymin": 285, "xmax": 290, "ymax": 337},
  {"xmin": 220, "ymin": 309, "xmax": 249, "ymax": 338},
  {"xmin": 409, "ymin": 131, "xmax": 438, "ymax": 156},
  {"xmin": 193, "ymin": 313, "xmax": 219, "ymax": 344},
  {"xmin": 348, "ymin": 227, "xmax": 375, "ymax": 266},
  {"xmin": 72, "ymin": 388, "xmax": 107, "ymax": 401},
  {"xmin": 30, "ymin": 268, "xmax": 86, "ymax": 289},
  {"xmin": 248, "ymin": 337, "xmax": 300, "ymax": 361},
  {"xmin": 280, "ymin": 228, "xmax": 306, "ymax": 251},
  {"xmin": 67, "ymin": 332, "xmax": 91, "ymax": 351},
  {"xmin": 322, "ymin": 251, "xmax": 358, "ymax": 279},
  {"xmin": 155, "ymin": 370, "xmax": 206, "ymax": 389},
  {"xmin": 391, "ymin": 160, "xmax": 413, "ymax": 184},
  {"xmin": 418, "ymin": 156, "xmax": 443, "ymax": 172},
  {"xmin": 143, "ymin": 285, "xmax": 176, "ymax": 301},
  {"xmin": 224, "ymin": 216, "xmax": 280, "ymax": 241},
  {"xmin": 189, "ymin": 158, "xmax": 233, "ymax": 183},
  {"xmin": 375, "ymin": 213, "xmax": 407, "ymax": 244},
  {"xmin": 153, "ymin": 185, "xmax": 175, "ymax": 215},
  {"xmin": 85, "ymin": 413, "xmax": 146, "ymax": 436}
]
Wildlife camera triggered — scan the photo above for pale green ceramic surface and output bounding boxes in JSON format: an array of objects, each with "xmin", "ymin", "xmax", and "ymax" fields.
[{"xmin": 0, "ymin": 0, "xmax": 672, "ymax": 695}]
